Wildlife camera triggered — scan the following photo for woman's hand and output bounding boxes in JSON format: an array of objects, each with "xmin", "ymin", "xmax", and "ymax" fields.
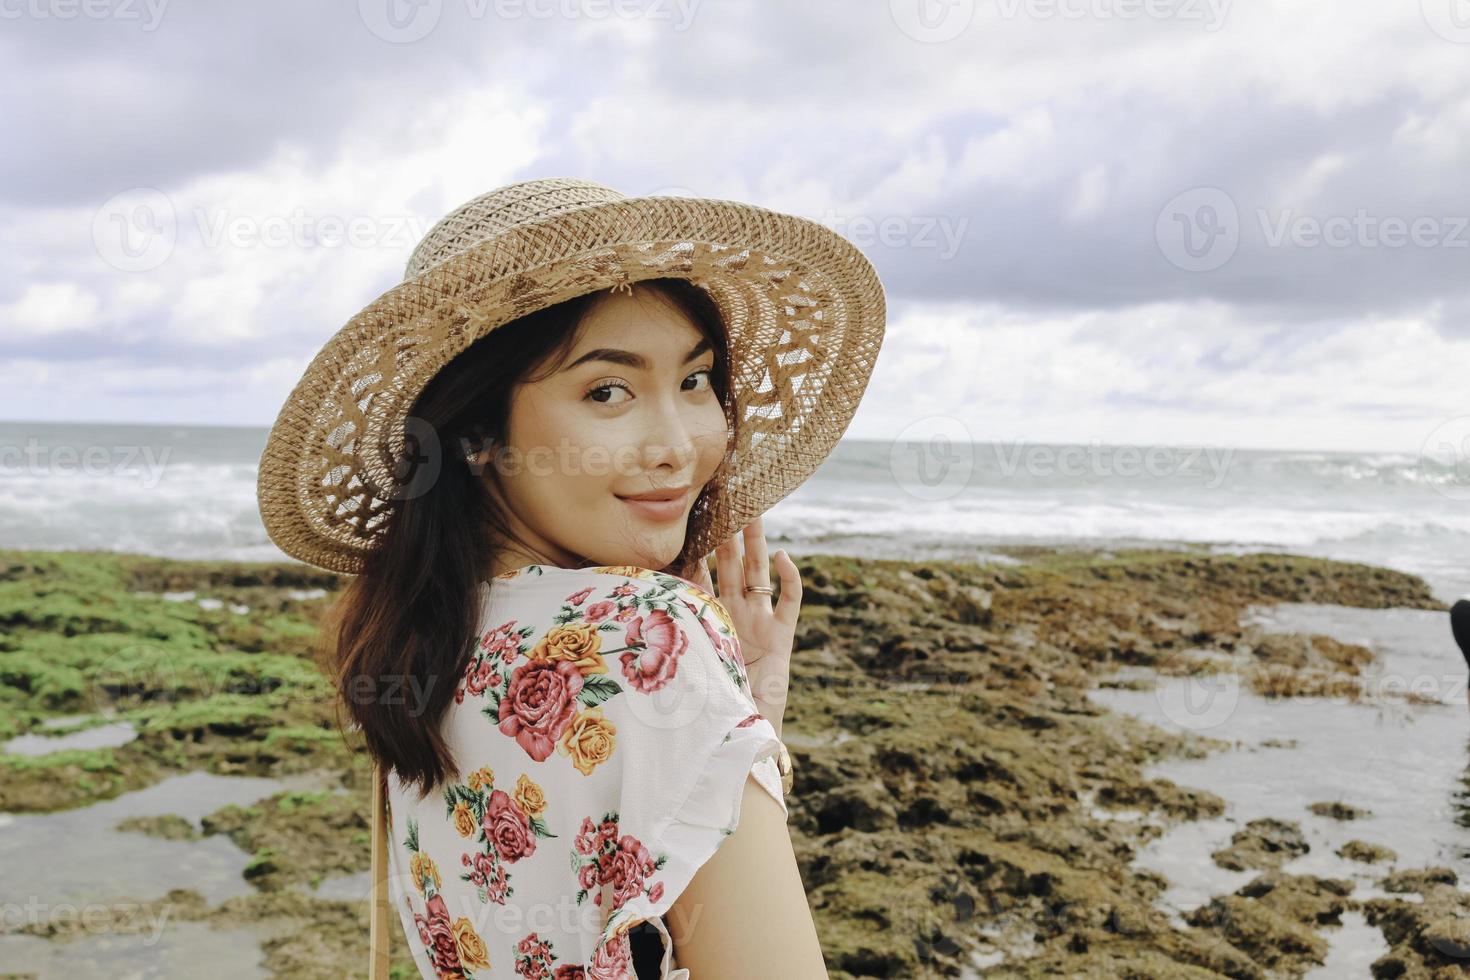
[{"xmin": 690, "ymin": 515, "xmax": 802, "ymax": 735}]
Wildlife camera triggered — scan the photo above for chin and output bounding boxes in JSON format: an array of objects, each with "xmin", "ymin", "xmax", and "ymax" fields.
[{"xmin": 612, "ymin": 540, "xmax": 684, "ymax": 572}]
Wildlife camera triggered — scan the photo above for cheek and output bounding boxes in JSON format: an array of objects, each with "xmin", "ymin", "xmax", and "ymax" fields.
[{"xmin": 691, "ymin": 403, "xmax": 730, "ymax": 475}]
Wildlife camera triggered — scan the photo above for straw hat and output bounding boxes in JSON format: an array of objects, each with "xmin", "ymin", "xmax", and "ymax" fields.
[{"xmin": 256, "ymin": 177, "xmax": 887, "ymax": 574}]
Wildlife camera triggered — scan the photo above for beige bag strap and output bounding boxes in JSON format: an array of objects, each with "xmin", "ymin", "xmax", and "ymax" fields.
[{"xmin": 369, "ymin": 760, "xmax": 391, "ymax": 979}]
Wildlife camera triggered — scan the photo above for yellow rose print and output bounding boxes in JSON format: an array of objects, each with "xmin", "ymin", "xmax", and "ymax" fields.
[
  {"xmin": 595, "ymin": 564, "xmax": 656, "ymax": 581},
  {"xmin": 529, "ymin": 622, "xmax": 607, "ymax": 676},
  {"xmin": 453, "ymin": 918, "xmax": 491, "ymax": 970},
  {"xmin": 452, "ymin": 801, "xmax": 477, "ymax": 838},
  {"xmin": 514, "ymin": 774, "xmax": 548, "ymax": 816},
  {"xmin": 410, "ymin": 851, "xmax": 442, "ymax": 893},
  {"xmin": 467, "ymin": 765, "xmax": 494, "ymax": 792},
  {"xmin": 557, "ymin": 706, "xmax": 617, "ymax": 776}
]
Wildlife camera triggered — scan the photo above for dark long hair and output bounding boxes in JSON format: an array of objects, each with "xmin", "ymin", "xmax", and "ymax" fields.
[{"xmin": 319, "ymin": 278, "xmax": 735, "ymax": 799}]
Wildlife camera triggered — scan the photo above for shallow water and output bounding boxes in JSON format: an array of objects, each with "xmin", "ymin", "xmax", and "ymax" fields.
[
  {"xmin": 293, "ymin": 869, "xmax": 373, "ymax": 903},
  {"xmin": 0, "ymin": 769, "xmax": 334, "ymax": 978},
  {"xmin": 0, "ymin": 921, "xmax": 286, "ymax": 979},
  {"xmin": 1090, "ymin": 602, "xmax": 1467, "ymax": 969},
  {"xmin": 4, "ymin": 719, "xmax": 139, "ymax": 756},
  {"xmin": 0, "ymin": 769, "xmax": 331, "ymax": 906}
]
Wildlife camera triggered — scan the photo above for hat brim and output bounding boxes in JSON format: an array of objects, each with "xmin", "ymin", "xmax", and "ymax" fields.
[{"xmin": 256, "ymin": 194, "xmax": 886, "ymax": 574}]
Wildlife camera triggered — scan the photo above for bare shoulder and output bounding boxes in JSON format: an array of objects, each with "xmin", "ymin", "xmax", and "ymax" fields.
[{"xmin": 665, "ymin": 773, "xmax": 829, "ymax": 979}]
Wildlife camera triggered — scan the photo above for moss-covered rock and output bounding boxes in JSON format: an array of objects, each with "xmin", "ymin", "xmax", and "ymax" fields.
[{"xmin": 0, "ymin": 545, "xmax": 1448, "ymax": 978}]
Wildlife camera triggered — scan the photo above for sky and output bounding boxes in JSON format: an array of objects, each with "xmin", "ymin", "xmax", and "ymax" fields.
[{"xmin": 2, "ymin": 0, "xmax": 1468, "ymax": 455}]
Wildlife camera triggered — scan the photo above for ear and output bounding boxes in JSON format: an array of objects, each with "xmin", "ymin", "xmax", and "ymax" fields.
[{"xmin": 460, "ymin": 433, "xmax": 496, "ymax": 469}]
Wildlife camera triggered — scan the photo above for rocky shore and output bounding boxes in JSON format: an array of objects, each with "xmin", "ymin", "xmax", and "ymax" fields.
[{"xmin": 0, "ymin": 544, "xmax": 1457, "ymax": 978}]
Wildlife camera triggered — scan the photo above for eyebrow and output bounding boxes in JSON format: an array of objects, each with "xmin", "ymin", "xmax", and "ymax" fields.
[{"xmin": 562, "ymin": 337, "xmax": 713, "ymax": 373}]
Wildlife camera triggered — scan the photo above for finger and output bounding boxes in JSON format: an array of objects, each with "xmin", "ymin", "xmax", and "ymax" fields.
[
  {"xmin": 714, "ymin": 529, "xmax": 743, "ymax": 600},
  {"xmin": 773, "ymin": 549, "xmax": 802, "ymax": 628},
  {"xmin": 742, "ymin": 515, "xmax": 770, "ymax": 588}
]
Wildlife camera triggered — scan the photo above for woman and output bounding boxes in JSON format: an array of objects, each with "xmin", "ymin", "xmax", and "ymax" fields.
[{"xmin": 256, "ymin": 178, "xmax": 886, "ymax": 978}]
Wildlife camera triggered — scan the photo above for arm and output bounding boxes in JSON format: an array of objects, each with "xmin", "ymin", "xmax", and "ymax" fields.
[{"xmin": 665, "ymin": 773, "xmax": 827, "ymax": 979}]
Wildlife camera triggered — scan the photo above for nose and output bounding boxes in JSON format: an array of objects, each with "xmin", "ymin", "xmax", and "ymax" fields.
[{"xmin": 635, "ymin": 394, "xmax": 700, "ymax": 475}]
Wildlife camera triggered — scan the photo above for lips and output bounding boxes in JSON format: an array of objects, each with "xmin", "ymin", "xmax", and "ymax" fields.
[
  {"xmin": 617, "ymin": 488, "xmax": 690, "ymax": 502},
  {"xmin": 615, "ymin": 488, "xmax": 690, "ymax": 522}
]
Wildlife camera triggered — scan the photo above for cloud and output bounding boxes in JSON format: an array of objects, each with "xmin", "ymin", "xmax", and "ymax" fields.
[{"xmin": 1, "ymin": 0, "xmax": 1464, "ymax": 450}]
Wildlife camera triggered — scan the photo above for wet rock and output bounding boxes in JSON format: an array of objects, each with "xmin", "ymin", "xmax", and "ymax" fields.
[
  {"xmin": 1211, "ymin": 818, "xmax": 1309, "ymax": 871},
  {"xmin": 1339, "ymin": 839, "xmax": 1397, "ymax": 864},
  {"xmin": 1308, "ymin": 800, "xmax": 1371, "ymax": 820},
  {"xmin": 1363, "ymin": 868, "xmax": 1470, "ymax": 978},
  {"xmin": 1381, "ymin": 867, "xmax": 1458, "ymax": 893},
  {"xmin": 114, "ymin": 813, "xmax": 200, "ymax": 839},
  {"xmin": 812, "ymin": 778, "xmax": 900, "ymax": 834},
  {"xmin": 1186, "ymin": 892, "xmax": 1328, "ymax": 972},
  {"xmin": 1421, "ymin": 916, "xmax": 1470, "ymax": 960}
]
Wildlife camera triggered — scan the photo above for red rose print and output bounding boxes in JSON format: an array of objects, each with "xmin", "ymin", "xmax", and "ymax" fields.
[
  {"xmin": 553, "ymin": 965, "xmax": 587, "ymax": 979},
  {"xmin": 584, "ymin": 599, "xmax": 616, "ymax": 623},
  {"xmin": 606, "ymin": 834, "xmax": 657, "ymax": 907},
  {"xmin": 467, "ymin": 659, "xmax": 495, "ymax": 696},
  {"xmin": 481, "ymin": 622, "xmax": 523, "ymax": 663},
  {"xmin": 463, "ymin": 850, "xmax": 496, "ymax": 887},
  {"xmin": 619, "ymin": 608, "xmax": 688, "ymax": 693},
  {"xmin": 589, "ymin": 930, "xmax": 632, "ymax": 980},
  {"xmin": 567, "ymin": 586, "xmax": 595, "ymax": 606},
  {"xmin": 498, "ymin": 659, "xmax": 585, "ymax": 761},
  {"xmin": 484, "ymin": 788, "xmax": 537, "ymax": 863},
  {"xmin": 575, "ymin": 817, "xmax": 600, "ymax": 856},
  {"xmin": 578, "ymin": 861, "xmax": 598, "ymax": 892},
  {"xmin": 412, "ymin": 906, "xmax": 434, "ymax": 951},
  {"xmin": 697, "ymin": 614, "xmax": 723, "ymax": 654},
  {"xmin": 486, "ymin": 860, "xmax": 510, "ymax": 904},
  {"xmin": 423, "ymin": 893, "xmax": 464, "ymax": 975},
  {"xmin": 648, "ymin": 881, "xmax": 664, "ymax": 904}
]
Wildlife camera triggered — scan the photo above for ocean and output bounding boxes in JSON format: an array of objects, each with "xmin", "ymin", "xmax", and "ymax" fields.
[{"xmin": 0, "ymin": 420, "xmax": 1465, "ymax": 604}]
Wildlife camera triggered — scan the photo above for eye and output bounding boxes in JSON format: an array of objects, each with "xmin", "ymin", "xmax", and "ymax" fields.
[
  {"xmin": 585, "ymin": 379, "xmax": 632, "ymax": 405},
  {"xmin": 584, "ymin": 370, "xmax": 714, "ymax": 405}
]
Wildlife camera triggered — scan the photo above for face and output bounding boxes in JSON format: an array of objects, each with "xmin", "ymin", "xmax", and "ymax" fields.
[{"xmin": 479, "ymin": 285, "xmax": 729, "ymax": 576}]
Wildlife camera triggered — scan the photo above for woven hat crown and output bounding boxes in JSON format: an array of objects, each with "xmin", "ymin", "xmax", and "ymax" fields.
[{"xmin": 405, "ymin": 179, "xmax": 628, "ymax": 280}]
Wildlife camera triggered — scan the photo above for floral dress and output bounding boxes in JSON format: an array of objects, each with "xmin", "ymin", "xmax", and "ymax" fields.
[{"xmin": 384, "ymin": 564, "xmax": 788, "ymax": 980}]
